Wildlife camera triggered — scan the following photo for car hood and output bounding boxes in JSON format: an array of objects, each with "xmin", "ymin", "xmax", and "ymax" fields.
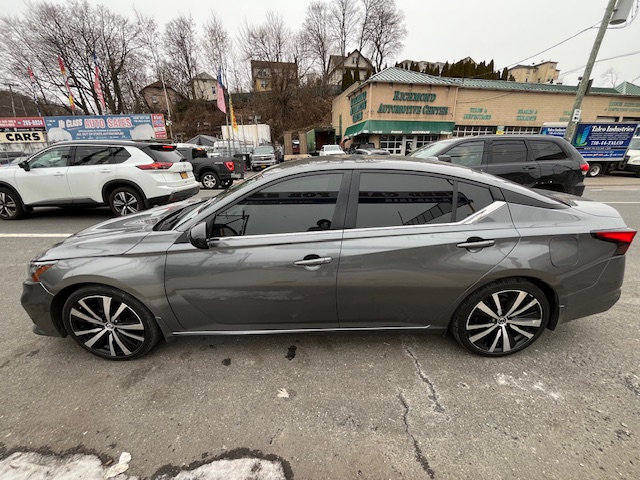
[{"xmin": 35, "ymin": 198, "xmax": 204, "ymax": 261}]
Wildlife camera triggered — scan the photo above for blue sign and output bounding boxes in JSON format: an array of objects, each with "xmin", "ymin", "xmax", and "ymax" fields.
[
  {"xmin": 540, "ymin": 122, "xmax": 638, "ymax": 160},
  {"xmin": 44, "ymin": 114, "xmax": 165, "ymax": 141}
]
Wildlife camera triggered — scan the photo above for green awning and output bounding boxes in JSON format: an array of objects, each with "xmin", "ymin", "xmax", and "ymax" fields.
[{"xmin": 344, "ymin": 120, "xmax": 455, "ymax": 137}]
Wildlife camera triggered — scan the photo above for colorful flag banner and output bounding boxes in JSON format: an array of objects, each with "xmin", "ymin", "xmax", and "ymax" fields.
[
  {"xmin": 57, "ymin": 55, "xmax": 75, "ymax": 114},
  {"xmin": 27, "ymin": 65, "xmax": 42, "ymax": 116},
  {"xmin": 92, "ymin": 52, "xmax": 106, "ymax": 112},
  {"xmin": 216, "ymin": 68, "xmax": 226, "ymax": 114},
  {"xmin": 229, "ymin": 95, "xmax": 238, "ymax": 131}
]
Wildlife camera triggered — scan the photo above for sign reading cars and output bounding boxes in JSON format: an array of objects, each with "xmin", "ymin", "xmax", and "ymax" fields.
[{"xmin": 0, "ymin": 131, "xmax": 47, "ymax": 143}]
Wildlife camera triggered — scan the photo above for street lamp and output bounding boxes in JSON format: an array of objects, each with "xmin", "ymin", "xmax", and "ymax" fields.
[{"xmin": 563, "ymin": 0, "xmax": 634, "ymax": 143}]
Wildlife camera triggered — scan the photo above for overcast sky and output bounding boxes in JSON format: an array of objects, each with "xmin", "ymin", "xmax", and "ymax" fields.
[{"xmin": 6, "ymin": 0, "xmax": 640, "ymax": 87}]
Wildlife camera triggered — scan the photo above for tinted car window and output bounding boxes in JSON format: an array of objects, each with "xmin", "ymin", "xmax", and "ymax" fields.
[
  {"xmin": 356, "ymin": 173, "xmax": 454, "ymax": 228},
  {"xmin": 456, "ymin": 182, "xmax": 494, "ymax": 220},
  {"xmin": 446, "ymin": 141, "xmax": 485, "ymax": 166},
  {"xmin": 410, "ymin": 139, "xmax": 457, "ymax": 159},
  {"xmin": 529, "ymin": 141, "xmax": 568, "ymax": 161},
  {"xmin": 112, "ymin": 147, "xmax": 131, "ymax": 164},
  {"xmin": 213, "ymin": 173, "xmax": 343, "ymax": 236},
  {"xmin": 145, "ymin": 146, "xmax": 184, "ymax": 163},
  {"xmin": 491, "ymin": 140, "xmax": 527, "ymax": 164},
  {"xmin": 192, "ymin": 148, "xmax": 208, "ymax": 158},
  {"xmin": 72, "ymin": 146, "xmax": 113, "ymax": 166}
]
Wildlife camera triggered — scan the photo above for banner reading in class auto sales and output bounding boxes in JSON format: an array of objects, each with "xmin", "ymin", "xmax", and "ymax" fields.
[{"xmin": 44, "ymin": 114, "xmax": 168, "ymax": 141}]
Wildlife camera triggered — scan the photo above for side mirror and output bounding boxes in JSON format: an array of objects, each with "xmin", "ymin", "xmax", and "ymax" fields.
[
  {"xmin": 18, "ymin": 160, "xmax": 30, "ymax": 171},
  {"xmin": 187, "ymin": 222, "xmax": 209, "ymax": 249},
  {"xmin": 437, "ymin": 155, "xmax": 452, "ymax": 163}
]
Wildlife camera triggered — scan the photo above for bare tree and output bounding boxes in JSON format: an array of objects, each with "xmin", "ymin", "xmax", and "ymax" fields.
[
  {"xmin": 367, "ymin": 0, "xmax": 406, "ymax": 71},
  {"xmin": 600, "ymin": 67, "xmax": 620, "ymax": 88},
  {"xmin": 329, "ymin": 0, "xmax": 359, "ymax": 60},
  {"xmin": 203, "ymin": 12, "xmax": 230, "ymax": 76},
  {"xmin": 237, "ymin": 11, "xmax": 293, "ymax": 64},
  {"xmin": 163, "ymin": 14, "xmax": 200, "ymax": 99},
  {"xmin": 302, "ymin": 1, "xmax": 335, "ymax": 83}
]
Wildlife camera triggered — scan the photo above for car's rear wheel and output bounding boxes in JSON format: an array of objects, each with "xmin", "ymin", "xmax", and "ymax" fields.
[
  {"xmin": 201, "ymin": 171, "xmax": 220, "ymax": 189},
  {"xmin": 109, "ymin": 186, "xmax": 144, "ymax": 216},
  {"xmin": 451, "ymin": 279, "xmax": 549, "ymax": 356},
  {"xmin": 0, "ymin": 187, "xmax": 27, "ymax": 220},
  {"xmin": 587, "ymin": 162, "xmax": 603, "ymax": 177},
  {"xmin": 62, "ymin": 286, "xmax": 161, "ymax": 360},
  {"xmin": 220, "ymin": 179, "xmax": 233, "ymax": 189}
]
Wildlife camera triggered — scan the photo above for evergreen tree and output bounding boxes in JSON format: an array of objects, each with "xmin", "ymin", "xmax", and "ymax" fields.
[
  {"xmin": 441, "ymin": 62, "xmax": 450, "ymax": 77},
  {"xmin": 353, "ymin": 67, "xmax": 361, "ymax": 82},
  {"xmin": 509, "ymin": 74, "xmax": 516, "ymax": 82},
  {"xmin": 342, "ymin": 70, "xmax": 354, "ymax": 91},
  {"xmin": 487, "ymin": 60, "xmax": 496, "ymax": 79},
  {"xmin": 501, "ymin": 67, "xmax": 509, "ymax": 80},
  {"xmin": 364, "ymin": 69, "xmax": 372, "ymax": 80},
  {"xmin": 411, "ymin": 62, "xmax": 420, "ymax": 72}
]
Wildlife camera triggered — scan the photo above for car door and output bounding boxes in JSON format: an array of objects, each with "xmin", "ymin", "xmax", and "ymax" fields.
[
  {"xmin": 165, "ymin": 172, "xmax": 350, "ymax": 332},
  {"xmin": 486, "ymin": 139, "xmax": 540, "ymax": 187},
  {"xmin": 66, "ymin": 145, "xmax": 117, "ymax": 204},
  {"xmin": 336, "ymin": 171, "xmax": 519, "ymax": 330},
  {"xmin": 528, "ymin": 139, "xmax": 578, "ymax": 191},
  {"xmin": 13, "ymin": 145, "xmax": 73, "ymax": 205}
]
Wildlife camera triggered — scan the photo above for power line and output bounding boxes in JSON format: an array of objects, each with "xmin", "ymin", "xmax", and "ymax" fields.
[{"xmin": 560, "ymin": 49, "xmax": 640, "ymax": 78}]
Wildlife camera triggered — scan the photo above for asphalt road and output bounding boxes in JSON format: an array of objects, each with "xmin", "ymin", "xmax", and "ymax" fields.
[{"xmin": 1, "ymin": 174, "xmax": 639, "ymax": 479}]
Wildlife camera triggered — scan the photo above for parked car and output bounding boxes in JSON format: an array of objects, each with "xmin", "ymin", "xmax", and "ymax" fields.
[
  {"xmin": 251, "ymin": 145, "xmax": 277, "ymax": 170},
  {"xmin": 410, "ymin": 135, "xmax": 588, "ymax": 196},
  {"xmin": 347, "ymin": 142, "xmax": 376, "ymax": 153},
  {"xmin": 319, "ymin": 144, "xmax": 345, "ymax": 156},
  {"xmin": 174, "ymin": 143, "xmax": 244, "ymax": 189},
  {"xmin": 617, "ymin": 137, "xmax": 640, "ymax": 177},
  {"xmin": 353, "ymin": 148, "xmax": 391, "ymax": 155},
  {"xmin": 21, "ymin": 156, "xmax": 635, "ymax": 360},
  {"xmin": 0, "ymin": 140, "xmax": 199, "ymax": 220}
]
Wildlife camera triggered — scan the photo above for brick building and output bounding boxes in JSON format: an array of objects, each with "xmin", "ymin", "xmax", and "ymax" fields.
[{"xmin": 332, "ymin": 67, "xmax": 640, "ymax": 155}]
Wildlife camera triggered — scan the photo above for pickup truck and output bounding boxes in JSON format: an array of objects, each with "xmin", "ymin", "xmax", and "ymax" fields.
[{"xmin": 175, "ymin": 144, "xmax": 244, "ymax": 189}]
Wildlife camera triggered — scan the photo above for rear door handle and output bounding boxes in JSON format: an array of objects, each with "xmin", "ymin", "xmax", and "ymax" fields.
[
  {"xmin": 100, "ymin": 169, "xmax": 112, "ymax": 173},
  {"xmin": 294, "ymin": 256, "xmax": 333, "ymax": 267},
  {"xmin": 457, "ymin": 238, "xmax": 495, "ymax": 249},
  {"xmin": 522, "ymin": 166, "xmax": 536, "ymax": 170},
  {"xmin": 53, "ymin": 172, "xmax": 65, "ymax": 176}
]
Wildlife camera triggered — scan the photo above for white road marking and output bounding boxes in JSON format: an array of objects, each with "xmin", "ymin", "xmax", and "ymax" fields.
[
  {"xmin": 604, "ymin": 202, "xmax": 640, "ymax": 204},
  {"xmin": 0, "ymin": 234, "xmax": 72, "ymax": 238}
]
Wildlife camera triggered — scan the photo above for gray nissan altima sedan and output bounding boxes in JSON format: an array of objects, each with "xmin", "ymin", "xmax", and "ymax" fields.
[{"xmin": 21, "ymin": 157, "xmax": 636, "ymax": 360}]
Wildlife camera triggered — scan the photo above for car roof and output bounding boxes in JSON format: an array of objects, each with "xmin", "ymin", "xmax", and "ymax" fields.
[
  {"xmin": 46, "ymin": 140, "xmax": 169, "ymax": 148},
  {"xmin": 436, "ymin": 134, "xmax": 566, "ymax": 142}
]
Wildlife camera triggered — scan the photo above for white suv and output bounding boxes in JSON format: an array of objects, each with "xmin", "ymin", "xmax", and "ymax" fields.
[{"xmin": 0, "ymin": 141, "xmax": 200, "ymax": 220}]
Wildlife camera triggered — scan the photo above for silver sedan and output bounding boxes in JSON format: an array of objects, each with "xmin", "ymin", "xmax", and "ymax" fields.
[{"xmin": 21, "ymin": 157, "xmax": 636, "ymax": 359}]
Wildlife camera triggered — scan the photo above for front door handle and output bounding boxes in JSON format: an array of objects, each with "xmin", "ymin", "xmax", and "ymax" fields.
[
  {"xmin": 457, "ymin": 238, "xmax": 496, "ymax": 249},
  {"xmin": 53, "ymin": 172, "xmax": 65, "ymax": 176},
  {"xmin": 294, "ymin": 256, "xmax": 333, "ymax": 267},
  {"xmin": 522, "ymin": 166, "xmax": 536, "ymax": 170}
]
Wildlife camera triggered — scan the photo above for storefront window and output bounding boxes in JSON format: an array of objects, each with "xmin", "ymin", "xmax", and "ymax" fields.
[
  {"xmin": 453, "ymin": 126, "xmax": 497, "ymax": 137},
  {"xmin": 503, "ymin": 126, "xmax": 539, "ymax": 134},
  {"xmin": 380, "ymin": 135, "xmax": 403, "ymax": 155}
]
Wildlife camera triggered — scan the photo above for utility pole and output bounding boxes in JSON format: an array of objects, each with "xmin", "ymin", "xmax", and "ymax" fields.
[
  {"xmin": 3, "ymin": 82, "xmax": 19, "ymax": 117},
  {"xmin": 564, "ymin": 0, "xmax": 628, "ymax": 143}
]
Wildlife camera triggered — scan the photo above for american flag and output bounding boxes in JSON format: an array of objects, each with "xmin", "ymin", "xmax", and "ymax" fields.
[{"xmin": 216, "ymin": 68, "xmax": 226, "ymax": 114}]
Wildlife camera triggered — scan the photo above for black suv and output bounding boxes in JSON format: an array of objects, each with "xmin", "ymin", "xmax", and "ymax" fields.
[
  {"xmin": 175, "ymin": 144, "xmax": 244, "ymax": 189},
  {"xmin": 410, "ymin": 135, "xmax": 588, "ymax": 196}
]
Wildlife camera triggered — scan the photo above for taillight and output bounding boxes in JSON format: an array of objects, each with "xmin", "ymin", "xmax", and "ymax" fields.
[
  {"xmin": 224, "ymin": 161, "xmax": 234, "ymax": 171},
  {"xmin": 136, "ymin": 162, "xmax": 173, "ymax": 170},
  {"xmin": 580, "ymin": 163, "xmax": 589, "ymax": 174},
  {"xmin": 592, "ymin": 229, "xmax": 637, "ymax": 255}
]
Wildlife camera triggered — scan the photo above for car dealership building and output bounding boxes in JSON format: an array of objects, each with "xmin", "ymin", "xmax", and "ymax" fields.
[{"xmin": 332, "ymin": 67, "xmax": 640, "ymax": 155}]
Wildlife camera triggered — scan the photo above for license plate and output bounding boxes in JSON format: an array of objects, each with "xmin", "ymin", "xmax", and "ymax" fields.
[{"xmin": 180, "ymin": 172, "xmax": 188, "ymax": 179}]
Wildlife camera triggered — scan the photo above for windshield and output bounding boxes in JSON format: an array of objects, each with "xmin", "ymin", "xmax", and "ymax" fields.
[
  {"xmin": 254, "ymin": 146, "xmax": 274, "ymax": 155},
  {"xmin": 629, "ymin": 138, "xmax": 640, "ymax": 150},
  {"xmin": 410, "ymin": 139, "xmax": 457, "ymax": 159},
  {"xmin": 324, "ymin": 145, "xmax": 341, "ymax": 151}
]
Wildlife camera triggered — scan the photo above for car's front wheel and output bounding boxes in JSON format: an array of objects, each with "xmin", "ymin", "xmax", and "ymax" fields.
[
  {"xmin": 0, "ymin": 187, "xmax": 27, "ymax": 220},
  {"xmin": 451, "ymin": 279, "xmax": 549, "ymax": 356},
  {"xmin": 62, "ymin": 285, "xmax": 161, "ymax": 360},
  {"xmin": 201, "ymin": 171, "xmax": 220, "ymax": 189},
  {"xmin": 108, "ymin": 186, "xmax": 145, "ymax": 216}
]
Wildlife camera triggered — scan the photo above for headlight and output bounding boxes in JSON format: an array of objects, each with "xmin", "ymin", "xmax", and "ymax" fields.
[
  {"xmin": 28, "ymin": 261, "xmax": 57, "ymax": 282},
  {"xmin": 628, "ymin": 156, "xmax": 640, "ymax": 165}
]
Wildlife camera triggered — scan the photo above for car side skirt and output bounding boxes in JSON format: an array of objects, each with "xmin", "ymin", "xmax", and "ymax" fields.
[{"xmin": 172, "ymin": 325, "xmax": 446, "ymax": 336}]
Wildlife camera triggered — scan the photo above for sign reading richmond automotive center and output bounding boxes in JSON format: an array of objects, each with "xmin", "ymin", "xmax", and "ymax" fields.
[
  {"xmin": 44, "ymin": 114, "xmax": 167, "ymax": 141},
  {"xmin": 0, "ymin": 131, "xmax": 47, "ymax": 143},
  {"xmin": 377, "ymin": 90, "xmax": 449, "ymax": 116}
]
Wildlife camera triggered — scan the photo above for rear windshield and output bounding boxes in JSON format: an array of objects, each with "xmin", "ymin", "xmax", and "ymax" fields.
[
  {"xmin": 192, "ymin": 148, "xmax": 208, "ymax": 158},
  {"xmin": 144, "ymin": 145, "xmax": 184, "ymax": 163}
]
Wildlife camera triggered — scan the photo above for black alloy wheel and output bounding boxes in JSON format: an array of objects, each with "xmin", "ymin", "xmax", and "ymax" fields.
[
  {"xmin": 0, "ymin": 187, "xmax": 26, "ymax": 220},
  {"xmin": 451, "ymin": 279, "xmax": 549, "ymax": 356},
  {"xmin": 109, "ymin": 186, "xmax": 144, "ymax": 216},
  {"xmin": 201, "ymin": 172, "xmax": 220, "ymax": 189},
  {"xmin": 62, "ymin": 286, "xmax": 161, "ymax": 360}
]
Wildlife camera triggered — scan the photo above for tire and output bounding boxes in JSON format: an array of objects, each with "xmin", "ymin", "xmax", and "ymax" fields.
[
  {"xmin": 0, "ymin": 187, "xmax": 27, "ymax": 220},
  {"xmin": 108, "ymin": 186, "xmax": 145, "ymax": 216},
  {"xmin": 450, "ymin": 278, "xmax": 550, "ymax": 357},
  {"xmin": 201, "ymin": 171, "xmax": 220, "ymax": 189},
  {"xmin": 220, "ymin": 179, "xmax": 233, "ymax": 189},
  {"xmin": 587, "ymin": 162, "xmax": 603, "ymax": 177},
  {"xmin": 62, "ymin": 285, "xmax": 161, "ymax": 360}
]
